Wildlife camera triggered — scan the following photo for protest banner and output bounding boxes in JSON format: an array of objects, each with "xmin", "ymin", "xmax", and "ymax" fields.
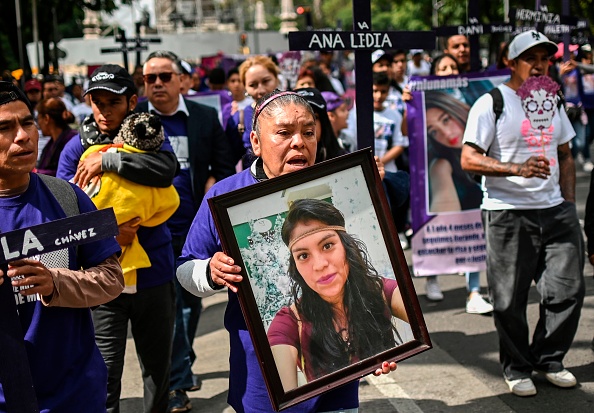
[{"xmin": 406, "ymin": 70, "xmax": 509, "ymax": 276}]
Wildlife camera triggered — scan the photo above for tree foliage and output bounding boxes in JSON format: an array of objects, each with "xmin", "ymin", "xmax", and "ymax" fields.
[
  {"xmin": 0, "ymin": 0, "xmax": 132, "ymax": 76},
  {"xmin": 3, "ymin": 0, "xmax": 594, "ymax": 77}
]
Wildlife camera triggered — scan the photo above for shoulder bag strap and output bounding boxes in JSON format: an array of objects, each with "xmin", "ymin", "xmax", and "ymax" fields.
[{"xmin": 38, "ymin": 174, "xmax": 80, "ymax": 217}]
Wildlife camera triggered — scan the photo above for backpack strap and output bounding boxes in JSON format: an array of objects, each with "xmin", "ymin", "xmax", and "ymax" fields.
[
  {"xmin": 38, "ymin": 174, "xmax": 80, "ymax": 217},
  {"xmin": 557, "ymin": 89, "xmax": 566, "ymax": 110},
  {"xmin": 488, "ymin": 87, "xmax": 504, "ymax": 124}
]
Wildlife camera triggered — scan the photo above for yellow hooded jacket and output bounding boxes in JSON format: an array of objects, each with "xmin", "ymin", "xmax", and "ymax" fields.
[{"xmin": 80, "ymin": 143, "xmax": 180, "ymax": 293}]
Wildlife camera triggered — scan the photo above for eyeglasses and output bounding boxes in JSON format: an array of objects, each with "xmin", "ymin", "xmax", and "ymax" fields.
[{"xmin": 143, "ymin": 72, "xmax": 179, "ymax": 84}]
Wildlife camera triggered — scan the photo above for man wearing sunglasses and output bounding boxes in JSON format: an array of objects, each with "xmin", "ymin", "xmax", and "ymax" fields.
[{"xmin": 137, "ymin": 50, "xmax": 236, "ymax": 413}]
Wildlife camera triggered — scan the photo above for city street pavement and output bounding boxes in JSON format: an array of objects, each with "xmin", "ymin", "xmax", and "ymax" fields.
[{"xmin": 120, "ymin": 168, "xmax": 594, "ymax": 412}]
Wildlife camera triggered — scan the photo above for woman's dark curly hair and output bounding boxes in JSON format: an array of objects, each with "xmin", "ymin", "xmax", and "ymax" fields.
[{"xmin": 281, "ymin": 198, "xmax": 396, "ymax": 379}]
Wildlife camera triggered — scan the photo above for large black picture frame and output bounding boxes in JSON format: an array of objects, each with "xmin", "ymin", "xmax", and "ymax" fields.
[{"xmin": 208, "ymin": 150, "xmax": 431, "ymax": 411}]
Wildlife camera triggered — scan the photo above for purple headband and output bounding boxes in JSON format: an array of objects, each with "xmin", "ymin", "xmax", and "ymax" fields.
[{"xmin": 252, "ymin": 91, "xmax": 301, "ymax": 128}]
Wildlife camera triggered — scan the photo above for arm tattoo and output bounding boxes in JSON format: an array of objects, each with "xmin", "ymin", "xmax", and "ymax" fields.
[{"xmin": 462, "ymin": 143, "xmax": 521, "ymax": 177}]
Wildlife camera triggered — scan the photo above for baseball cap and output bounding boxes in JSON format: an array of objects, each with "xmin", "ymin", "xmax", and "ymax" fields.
[
  {"xmin": 24, "ymin": 79, "xmax": 42, "ymax": 92},
  {"xmin": 507, "ymin": 30, "xmax": 558, "ymax": 60},
  {"xmin": 0, "ymin": 81, "xmax": 33, "ymax": 113},
  {"xmin": 84, "ymin": 64, "xmax": 137, "ymax": 97},
  {"xmin": 410, "ymin": 49, "xmax": 424, "ymax": 56},
  {"xmin": 179, "ymin": 60, "xmax": 193, "ymax": 75},
  {"xmin": 294, "ymin": 87, "xmax": 327, "ymax": 115},
  {"xmin": 371, "ymin": 50, "xmax": 393, "ymax": 65},
  {"xmin": 321, "ymin": 91, "xmax": 344, "ymax": 112}
]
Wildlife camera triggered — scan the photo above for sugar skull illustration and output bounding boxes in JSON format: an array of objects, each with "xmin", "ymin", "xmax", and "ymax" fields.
[{"xmin": 516, "ymin": 76, "xmax": 560, "ymax": 130}]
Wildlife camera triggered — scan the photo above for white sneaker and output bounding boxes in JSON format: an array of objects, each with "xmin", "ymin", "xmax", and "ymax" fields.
[
  {"xmin": 505, "ymin": 377, "xmax": 537, "ymax": 397},
  {"xmin": 584, "ymin": 160, "xmax": 594, "ymax": 173},
  {"xmin": 398, "ymin": 232, "xmax": 409, "ymax": 250},
  {"xmin": 425, "ymin": 277, "xmax": 443, "ymax": 301},
  {"xmin": 466, "ymin": 294, "xmax": 494, "ymax": 314},
  {"xmin": 576, "ymin": 153, "xmax": 585, "ymax": 165},
  {"xmin": 543, "ymin": 369, "xmax": 577, "ymax": 388}
]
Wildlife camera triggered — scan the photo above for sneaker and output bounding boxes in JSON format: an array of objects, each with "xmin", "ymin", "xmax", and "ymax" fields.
[
  {"xmin": 168, "ymin": 389, "xmax": 192, "ymax": 413},
  {"xmin": 584, "ymin": 160, "xmax": 594, "ymax": 173},
  {"xmin": 505, "ymin": 377, "xmax": 537, "ymax": 397},
  {"xmin": 398, "ymin": 232, "xmax": 409, "ymax": 250},
  {"xmin": 425, "ymin": 277, "xmax": 443, "ymax": 301},
  {"xmin": 576, "ymin": 153, "xmax": 585, "ymax": 165},
  {"xmin": 466, "ymin": 294, "xmax": 494, "ymax": 314},
  {"xmin": 543, "ymin": 369, "xmax": 577, "ymax": 388}
]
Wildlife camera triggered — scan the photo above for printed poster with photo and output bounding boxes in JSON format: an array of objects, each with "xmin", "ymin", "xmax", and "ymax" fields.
[{"xmin": 406, "ymin": 70, "xmax": 509, "ymax": 276}]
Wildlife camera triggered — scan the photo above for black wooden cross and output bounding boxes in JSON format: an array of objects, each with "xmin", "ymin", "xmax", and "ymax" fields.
[
  {"xmin": 510, "ymin": 3, "xmax": 583, "ymax": 61},
  {"xmin": 101, "ymin": 28, "xmax": 162, "ymax": 69},
  {"xmin": 433, "ymin": 0, "xmax": 513, "ymax": 72},
  {"xmin": 0, "ymin": 208, "xmax": 118, "ymax": 413},
  {"xmin": 288, "ymin": 0, "xmax": 435, "ymax": 153}
]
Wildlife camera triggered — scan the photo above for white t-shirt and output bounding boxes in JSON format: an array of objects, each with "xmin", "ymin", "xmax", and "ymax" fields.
[
  {"xmin": 407, "ymin": 60, "xmax": 431, "ymax": 77},
  {"xmin": 373, "ymin": 107, "xmax": 407, "ymax": 172},
  {"xmin": 463, "ymin": 84, "xmax": 575, "ymax": 210}
]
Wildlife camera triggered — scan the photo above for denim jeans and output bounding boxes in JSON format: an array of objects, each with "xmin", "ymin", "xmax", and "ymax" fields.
[
  {"xmin": 92, "ymin": 281, "xmax": 176, "ymax": 413},
  {"xmin": 482, "ymin": 202, "xmax": 585, "ymax": 380},
  {"xmin": 466, "ymin": 271, "xmax": 481, "ymax": 293},
  {"xmin": 169, "ymin": 235, "xmax": 203, "ymax": 391},
  {"xmin": 570, "ymin": 119, "xmax": 589, "ymax": 160}
]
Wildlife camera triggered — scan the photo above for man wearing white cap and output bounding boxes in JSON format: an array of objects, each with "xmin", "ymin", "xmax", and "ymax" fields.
[
  {"xmin": 461, "ymin": 30, "xmax": 584, "ymax": 397},
  {"xmin": 406, "ymin": 49, "xmax": 430, "ymax": 76}
]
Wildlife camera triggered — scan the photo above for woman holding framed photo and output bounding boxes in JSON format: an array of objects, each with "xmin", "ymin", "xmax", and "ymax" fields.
[{"xmin": 177, "ymin": 90, "xmax": 397, "ymax": 413}]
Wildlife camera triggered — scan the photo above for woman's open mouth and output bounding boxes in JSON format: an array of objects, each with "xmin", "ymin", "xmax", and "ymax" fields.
[{"xmin": 287, "ymin": 156, "xmax": 308, "ymax": 167}]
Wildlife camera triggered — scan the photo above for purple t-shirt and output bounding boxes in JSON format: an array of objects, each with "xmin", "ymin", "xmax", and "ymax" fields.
[
  {"xmin": 56, "ymin": 137, "xmax": 174, "ymax": 290},
  {"xmin": 0, "ymin": 173, "xmax": 120, "ymax": 412},
  {"xmin": 178, "ymin": 167, "xmax": 359, "ymax": 413},
  {"xmin": 158, "ymin": 111, "xmax": 197, "ymax": 237}
]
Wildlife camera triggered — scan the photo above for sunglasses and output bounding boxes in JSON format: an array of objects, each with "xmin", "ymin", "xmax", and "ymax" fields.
[{"xmin": 143, "ymin": 72, "xmax": 179, "ymax": 84}]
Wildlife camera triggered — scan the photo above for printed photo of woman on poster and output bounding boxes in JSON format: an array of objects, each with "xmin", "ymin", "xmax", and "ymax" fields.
[{"xmin": 425, "ymin": 91, "xmax": 483, "ymax": 213}]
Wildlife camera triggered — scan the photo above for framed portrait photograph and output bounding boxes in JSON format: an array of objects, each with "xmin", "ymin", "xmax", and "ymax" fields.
[{"xmin": 208, "ymin": 149, "xmax": 431, "ymax": 411}]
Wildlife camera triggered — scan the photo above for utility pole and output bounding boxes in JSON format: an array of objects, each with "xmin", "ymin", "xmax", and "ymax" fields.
[
  {"xmin": 32, "ymin": 0, "xmax": 41, "ymax": 75},
  {"xmin": 15, "ymin": 0, "xmax": 25, "ymax": 86},
  {"xmin": 52, "ymin": 6, "xmax": 59, "ymax": 72}
]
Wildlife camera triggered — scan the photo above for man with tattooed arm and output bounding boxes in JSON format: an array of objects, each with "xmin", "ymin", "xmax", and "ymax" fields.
[{"xmin": 461, "ymin": 30, "xmax": 584, "ymax": 397}]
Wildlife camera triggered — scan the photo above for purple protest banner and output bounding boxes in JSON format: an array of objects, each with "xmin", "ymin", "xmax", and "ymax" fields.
[{"xmin": 406, "ymin": 70, "xmax": 509, "ymax": 276}]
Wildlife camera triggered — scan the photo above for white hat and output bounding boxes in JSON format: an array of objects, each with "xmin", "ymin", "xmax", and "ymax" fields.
[
  {"xmin": 371, "ymin": 49, "xmax": 392, "ymax": 65},
  {"xmin": 508, "ymin": 30, "xmax": 558, "ymax": 60},
  {"xmin": 410, "ymin": 49, "xmax": 424, "ymax": 56}
]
